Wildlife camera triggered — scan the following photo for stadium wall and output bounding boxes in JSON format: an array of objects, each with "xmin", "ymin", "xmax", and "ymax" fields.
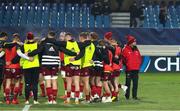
[
  {"xmin": 1, "ymin": 27, "xmax": 180, "ymax": 45},
  {"xmin": 140, "ymin": 56, "xmax": 180, "ymax": 72}
]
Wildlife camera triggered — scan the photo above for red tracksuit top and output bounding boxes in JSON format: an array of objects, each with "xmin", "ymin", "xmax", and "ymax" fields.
[
  {"xmin": 112, "ymin": 45, "xmax": 123, "ymax": 71},
  {"xmin": 5, "ymin": 46, "xmax": 20, "ymax": 69},
  {"xmin": 122, "ymin": 45, "xmax": 141, "ymax": 71}
]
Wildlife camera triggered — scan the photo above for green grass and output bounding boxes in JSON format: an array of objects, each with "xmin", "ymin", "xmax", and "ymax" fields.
[{"xmin": 0, "ymin": 73, "xmax": 180, "ymax": 111}]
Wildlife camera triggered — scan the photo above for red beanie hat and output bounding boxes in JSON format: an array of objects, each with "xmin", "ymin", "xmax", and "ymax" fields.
[
  {"xmin": 126, "ymin": 35, "xmax": 136, "ymax": 45},
  {"xmin": 27, "ymin": 32, "xmax": 34, "ymax": 40},
  {"xmin": 104, "ymin": 32, "xmax": 112, "ymax": 40}
]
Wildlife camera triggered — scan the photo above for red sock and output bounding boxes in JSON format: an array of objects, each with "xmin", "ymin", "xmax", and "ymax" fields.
[
  {"xmin": 80, "ymin": 85, "xmax": 84, "ymax": 93},
  {"xmin": 5, "ymin": 88, "xmax": 10, "ymax": 101},
  {"xmin": 46, "ymin": 87, "xmax": 53, "ymax": 101},
  {"xmin": 13, "ymin": 87, "xmax": 19, "ymax": 100},
  {"xmin": 75, "ymin": 91, "xmax": 80, "ymax": 98},
  {"xmin": 11, "ymin": 83, "xmax": 15, "ymax": 93},
  {"xmin": 111, "ymin": 91, "xmax": 116, "ymax": 97},
  {"xmin": 91, "ymin": 85, "xmax": 96, "ymax": 97},
  {"xmin": 86, "ymin": 95, "xmax": 90, "ymax": 101},
  {"xmin": 52, "ymin": 89, "xmax": 58, "ymax": 101},
  {"xmin": 71, "ymin": 85, "xmax": 75, "ymax": 93},
  {"xmin": 40, "ymin": 83, "xmax": 45, "ymax": 95},
  {"xmin": 106, "ymin": 93, "xmax": 111, "ymax": 97},
  {"xmin": 67, "ymin": 92, "xmax": 71, "ymax": 98},
  {"xmin": 64, "ymin": 81, "xmax": 67, "ymax": 91},
  {"xmin": 19, "ymin": 83, "xmax": 23, "ymax": 95},
  {"xmin": 96, "ymin": 86, "xmax": 102, "ymax": 97}
]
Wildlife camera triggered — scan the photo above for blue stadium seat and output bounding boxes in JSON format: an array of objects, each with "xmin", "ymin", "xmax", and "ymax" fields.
[
  {"xmin": 27, "ymin": 5, "xmax": 35, "ymax": 27},
  {"xmin": 0, "ymin": 3, "xmax": 5, "ymax": 26},
  {"xmin": 73, "ymin": 4, "xmax": 80, "ymax": 27},
  {"xmin": 52, "ymin": 3, "xmax": 58, "ymax": 11},
  {"xmin": 19, "ymin": 4, "xmax": 28, "ymax": 26},
  {"xmin": 50, "ymin": 10, "xmax": 58, "ymax": 28},
  {"xmin": 11, "ymin": 4, "xmax": 20, "ymax": 27},
  {"xmin": 81, "ymin": 5, "xmax": 88, "ymax": 28},
  {"xmin": 89, "ymin": 7, "xmax": 95, "ymax": 28},
  {"xmin": 34, "ymin": 4, "xmax": 42, "ymax": 27},
  {"xmin": 96, "ymin": 15, "xmax": 103, "ymax": 28},
  {"xmin": 66, "ymin": 4, "xmax": 72, "ymax": 28},
  {"xmin": 103, "ymin": 15, "xmax": 111, "ymax": 28},
  {"xmin": 59, "ymin": 4, "xmax": 65, "ymax": 28},
  {"xmin": 42, "ymin": 6, "xmax": 50, "ymax": 27},
  {"xmin": 3, "ymin": 4, "xmax": 13, "ymax": 26}
]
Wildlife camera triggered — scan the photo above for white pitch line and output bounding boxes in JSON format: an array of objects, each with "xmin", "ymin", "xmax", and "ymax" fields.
[{"xmin": 22, "ymin": 105, "xmax": 31, "ymax": 111}]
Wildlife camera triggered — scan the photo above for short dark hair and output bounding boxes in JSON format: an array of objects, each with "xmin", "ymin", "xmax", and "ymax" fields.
[
  {"xmin": 65, "ymin": 32, "xmax": 72, "ymax": 37},
  {"xmin": 90, "ymin": 32, "xmax": 98, "ymax": 40},
  {"xmin": 0, "ymin": 32, "xmax": 8, "ymax": 38},
  {"xmin": 48, "ymin": 31, "xmax": 56, "ymax": 37},
  {"xmin": 13, "ymin": 33, "xmax": 20, "ymax": 38},
  {"xmin": 79, "ymin": 32, "xmax": 88, "ymax": 39}
]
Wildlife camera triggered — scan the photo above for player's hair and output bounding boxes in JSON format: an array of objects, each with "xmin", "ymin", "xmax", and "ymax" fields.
[
  {"xmin": 89, "ymin": 32, "xmax": 98, "ymax": 40},
  {"xmin": 0, "ymin": 32, "xmax": 8, "ymax": 37},
  {"xmin": 65, "ymin": 32, "xmax": 72, "ymax": 37},
  {"xmin": 79, "ymin": 32, "xmax": 88, "ymax": 39},
  {"xmin": 48, "ymin": 31, "xmax": 56, "ymax": 37}
]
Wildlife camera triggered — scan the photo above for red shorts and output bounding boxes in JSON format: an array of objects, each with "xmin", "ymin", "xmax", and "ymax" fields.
[
  {"xmin": 91, "ymin": 67, "xmax": 103, "ymax": 77},
  {"xmin": 80, "ymin": 67, "xmax": 92, "ymax": 77},
  {"xmin": 64, "ymin": 65, "xmax": 81, "ymax": 77},
  {"xmin": 4, "ymin": 68, "xmax": 22, "ymax": 79},
  {"xmin": 101, "ymin": 72, "xmax": 111, "ymax": 81},
  {"xmin": 111, "ymin": 70, "xmax": 120, "ymax": 78},
  {"xmin": 60, "ymin": 66, "xmax": 66, "ymax": 72},
  {"xmin": 41, "ymin": 67, "xmax": 59, "ymax": 77}
]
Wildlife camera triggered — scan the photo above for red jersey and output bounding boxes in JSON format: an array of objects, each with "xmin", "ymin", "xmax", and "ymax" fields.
[
  {"xmin": 122, "ymin": 45, "xmax": 141, "ymax": 71},
  {"xmin": 112, "ymin": 45, "xmax": 123, "ymax": 71},
  {"xmin": 5, "ymin": 46, "xmax": 20, "ymax": 69}
]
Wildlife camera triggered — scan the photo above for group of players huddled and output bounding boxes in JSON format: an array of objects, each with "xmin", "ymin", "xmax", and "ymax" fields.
[{"xmin": 0, "ymin": 31, "xmax": 141, "ymax": 105}]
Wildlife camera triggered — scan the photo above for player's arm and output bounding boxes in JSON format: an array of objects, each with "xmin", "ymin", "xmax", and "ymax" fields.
[
  {"xmin": 59, "ymin": 47, "xmax": 77, "ymax": 56},
  {"xmin": 16, "ymin": 45, "xmax": 30, "ymax": 60},
  {"xmin": 0, "ymin": 50, "xmax": 5, "ymax": 58},
  {"xmin": 28, "ymin": 43, "xmax": 44, "ymax": 57},
  {"xmin": 78, "ymin": 40, "xmax": 91, "ymax": 49}
]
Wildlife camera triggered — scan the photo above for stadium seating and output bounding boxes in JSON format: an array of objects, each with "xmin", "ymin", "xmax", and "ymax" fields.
[
  {"xmin": 0, "ymin": 2, "xmax": 111, "ymax": 28},
  {"xmin": 143, "ymin": 3, "xmax": 180, "ymax": 28}
]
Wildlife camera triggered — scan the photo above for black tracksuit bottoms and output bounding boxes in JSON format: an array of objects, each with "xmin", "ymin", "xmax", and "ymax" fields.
[
  {"xmin": 0, "ymin": 65, "xmax": 3, "ymax": 90},
  {"xmin": 23, "ymin": 67, "xmax": 39, "ymax": 101},
  {"xmin": 125, "ymin": 70, "xmax": 139, "ymax": 99}
]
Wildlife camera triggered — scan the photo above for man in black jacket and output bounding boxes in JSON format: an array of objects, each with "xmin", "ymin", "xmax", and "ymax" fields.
[{"xmin": 0, "ymin": 32, "xmax": 8, "ymax": 91}]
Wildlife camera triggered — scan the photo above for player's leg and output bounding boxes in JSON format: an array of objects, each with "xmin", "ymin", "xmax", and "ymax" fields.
[
  {"xmin": 31, "ymin": 68, "xmax": 40, "ymax": 104},
  {"xmin": 81, "ymin": 67, "xmax": 90, "ymax": 103},
  {"xmin": 73, "ymin": 66, "xmax": 81, "ymax": 104},
  {"xmin": 12, "ymin": 69, "xmax": 22, "ymax": 104},
  {"xmin": 132, "ymin": 70, "xmax": 139, "ymax": 99},
  {"xmin": 90, "ymin": 74, "xmax": 96, "ymax": 99},
  {"xmin": 24, "ymin": 69, "xmax": 32, "ymax": 104},
  {"xmin": 4, "ymin": 69, "xmax": 12, "ymax": 104},
  {"xmin": 102, "ymin": 72, "xmax": 112, "ymax": 103},
  {"xmin": 64, "ymin": 66, "xmax": 72, "ymax": 104},
  {"xmin": 39, "ymin": 69, "xmax": 45, "ymax": 97},
  {"xmin": 125, "ymin": 71, "xmax": 132, "ymax": 99},
  {"xmin": 51, "ymin": 67, "xmax": 58, "ymax": 104}
]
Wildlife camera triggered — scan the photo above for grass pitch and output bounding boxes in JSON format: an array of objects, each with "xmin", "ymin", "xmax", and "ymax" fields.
[{"xmin": 0, "ymin": 73, "xmax": 180, "ymax": 111}]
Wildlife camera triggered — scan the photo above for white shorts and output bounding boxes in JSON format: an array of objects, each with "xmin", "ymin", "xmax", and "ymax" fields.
[
  {"xmin": 61, "ymin": 70, "xmax": 66, "ymax": 78},
  {"xmin": 44, "ymin": 75, "xmax": 58, "ymax": 80}
]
